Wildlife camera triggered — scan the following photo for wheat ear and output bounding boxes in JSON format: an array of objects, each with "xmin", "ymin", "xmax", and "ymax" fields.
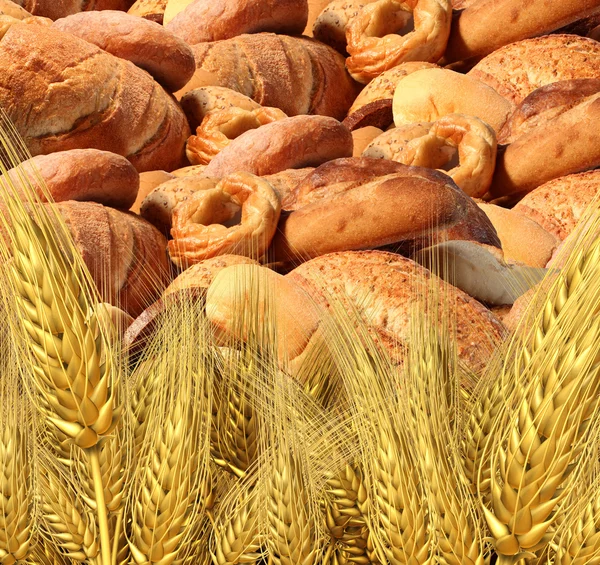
[
  {"xmin": 483, "ymin": 234, "xmax": 600, "ymax": 562},
  {"xmin": 27, "ymin": 537, "xmax": 72, "ymax": 565}
]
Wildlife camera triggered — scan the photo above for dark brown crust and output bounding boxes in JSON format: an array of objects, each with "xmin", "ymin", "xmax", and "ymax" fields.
[
  {"xmin": 203, "ymin": 115, "xmax": 353, "ymax": 178},
  {"xmin": 165, "ymin": 0, "xmax": 308, "ymax": 45},
  {"xmin": 0, "ymin": 24, "xmax": 190, "ymax": 173},
  {"xmin": 52, "ymin": 10, "xmax": 195, "ymax": 92},
  {"xmin": 342, "ymin": 99, "xmax": 393, "ymax": 131},
  {"xmin": 186, "ymin": 33, "xmax": 361, "ymax": 120},
  {"xmin": 23, "ymin": 0, "xmax": 132, "ymax": 19}
]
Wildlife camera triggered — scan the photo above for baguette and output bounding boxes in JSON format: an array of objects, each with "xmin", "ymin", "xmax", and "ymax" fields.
[
  {"xmin": 178, "ymin": 33, "xmax": 361, "ymax": 120},
  {"xmin": 165, "ymin": 0, "xmax": 308, "ymax": 45},
  {"xmin": 444, "ymin": 0, "xmax": 600, "ymax": 63}
]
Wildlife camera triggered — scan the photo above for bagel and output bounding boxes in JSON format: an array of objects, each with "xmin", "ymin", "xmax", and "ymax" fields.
[
  {"xmin": 168, "ymin": 172, "xmax": 282, "ymax": 267},
  {"xmin": 363, "ymin": 114, "xmax": 497, "ymax": 198},
  {"xmin": 186, "ymin": 106, "xmax": 287, "ymax": 165},
  {"xmin": 312, "ymin": 0, "xmax": 370, "ymax": 53},
  {"xmin": 345, "ymin": 0, "xmax": 452, "ymax": 84}
]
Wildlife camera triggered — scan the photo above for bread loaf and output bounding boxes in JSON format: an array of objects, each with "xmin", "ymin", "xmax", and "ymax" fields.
[
  {"xmin": 0, "ymin": 0, "xmax": 30, "ymax": 18},
  {"xmin": 444, "ymin": 0, "xmax": 600, "ymax": 63},
  {"xmin": 468, "ymin": 35, "xmax": 600, "ymax": 105},
  {"xmin": 165, "ymin": 0, "xmax": 308, "ymax": 45},
  {"xmin": 127, "ymin": 0, "xmax": 167, "ymax": 23},
  {"xmin": 287, "ymin": 250, "xmax": 507, "ymax": 377},
  {"xmin": 3, "ymin": 149, "xmax": 140, "ymax": 209},
  {"xmin": 203, "ymin": 115, "xmax": 353, "ymax": 178},
  {"xmin": 178, "ymin": 33, "xmax": 361, "ymax": 121},
  {"xmin": 52, "ymin": 10, "xmax": 195, "ymax": 92},
  {"xmin": 0, "ymin": 23, "xmax": 190, "ymax": 173},
  {"xmin": 485, "ymin": 91, "xmax": 600, "ymax": 204},
  {"xmin": 18, "ymin": 0, "xmax": 133, "ymax": 19}
]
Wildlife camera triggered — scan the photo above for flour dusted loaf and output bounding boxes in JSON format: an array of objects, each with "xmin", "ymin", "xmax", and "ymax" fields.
[
  {"xmin": 15, "ymin": 0, "xmax": 133, "ymax": 19},
  {"xmin": 0, "ymin": 23, "xmax": 190, "ymax": 173}
]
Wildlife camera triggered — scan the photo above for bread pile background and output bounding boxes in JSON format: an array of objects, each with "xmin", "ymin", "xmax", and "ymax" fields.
[{"xmin": 1, "ymin": 0, "xmax": 600, "ymax": 362}]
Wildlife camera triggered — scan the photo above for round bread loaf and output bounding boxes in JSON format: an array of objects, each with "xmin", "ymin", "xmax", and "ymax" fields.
[
  {"xmin": 0, "ymin": 23, "xmax": 190, "ymax": 173},
  {"xmin": 203, "ymin": 115, "xmax": 353, "ymax": 178},
  {"xmin": 18, "ymin": 0, "xmax": 133, "ymax": 19},
  {"xmin": 52, "ymin": 10, "xmax": 195, "ymax": 92},
  {"xmin": 3, "ymin": 149, "xmax": 140, "ymax": 209},
  {"xmin": 512, "ymin": 170, "xmax": 600, "ymax": 241},
  {"xmin": 468, "ymin": 35, "xmax": 600, "ymax": 105},
  {"xmin": 165, "ymin": 0, "xmax": 308, "ymax": 45},
  {"xmin": 286, "ymin": 250, "xmax": 507, "ymax": 377},
  {"xmin": 392, "ymin": 68, "xmax": 514, "ymax": 133},
  {"xmin": 127, "ymin": 0, "xmax": 167, "ymax": 23},
  {"xmin": 178, "ymin": 33, "xmax": 361, "ymax": 121}
]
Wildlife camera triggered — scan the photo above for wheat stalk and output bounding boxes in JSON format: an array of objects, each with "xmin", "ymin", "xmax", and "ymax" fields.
[{"xmin": 27, "ymin": 537, "xmax": 72, "ymax": 565}]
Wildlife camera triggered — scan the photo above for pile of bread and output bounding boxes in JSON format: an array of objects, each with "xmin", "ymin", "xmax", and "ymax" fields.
[{"xmin": 1, "ymin": 0, "xmax": 600, "ymax": 377}]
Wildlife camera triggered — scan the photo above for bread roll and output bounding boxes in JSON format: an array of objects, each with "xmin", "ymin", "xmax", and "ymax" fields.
[
  {"xmin": 444, "ymin": 0, "xmax": 600, "ymax": 63},
  {"xmin": 0, "ymin": 0, "xmax": 30, "ymax": 18},
  {"xmin": 171, "ymin": 164, "xmax": 207, "ymax": 177},
  {"xmin": 178, "ymin": 33, "xmax": 361, "ymax": 121},
  {"xmin": 485, "ymin": 91, "xmax": 600, "ymax": 204},
  {"xmin": 18, "ymin": 0, "xmax": 133, "ymax": 19},
  {"xmin": 131, "ymin": 170, "xmax": 175, "ymax": 214},
  {"xmin": 165, "ymin": 0, "xmax": 308, "ymax": 45},
  {"xmin": 127, "ymin": 0, "xmax": 167, "ymax": 23},
  {"xmin": 3, "ymin": 149, "xmax": 140, "ymax": 209},
  {"xmin": 0, "ymin": 24, "xmax": 190, "ymax": 173},
  {"xmin": 287, "ymin": 250, "xmax": 507, "ymax": 377},
  {"xmin": 52, "ymin": 10, "xmax": 195, "ymax": 92},
  {"xmin": 468, "ymin": 35, "xmax": 600, "ymax": 105},
  {"xmin": 392, "ymin": 68, "xmax": 513, "ymax": 133},
  {"xmin": 203, "ymin": 115, "xmax": 353, "ymax": 178},
  {"xmin": 477, "ymin": 203, "xmax": 559, "ymax": 268},
  {"xmin": 271, "ymin": 167, "xmax": 468, "ymax": 265},
  {"xmin": 512, "ymin": 170, "xmax": 600, "ymax": 241},
  {"xmin": 498, "ymin": 79, "xmax": 600, "ymax": 144}
]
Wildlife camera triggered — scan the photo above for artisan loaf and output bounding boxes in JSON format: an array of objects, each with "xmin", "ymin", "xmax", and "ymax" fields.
[
  {"xmin": 0, "ymin": 23, "xmax": 190, "ymax": 173},
  {"xmin": 17, "ymin": 0, "xmax": 133, "ymax": 19},
  {"xmin": 165, "ymin": 0, "xmax": 308, "ymax": 45},
  {"xmin": 178, "ymin": 33, "xmax": 361, "ymax": 120},
  {"xmin": 52, "ymin": 10, "xmax": 195, "ymax": 92}
]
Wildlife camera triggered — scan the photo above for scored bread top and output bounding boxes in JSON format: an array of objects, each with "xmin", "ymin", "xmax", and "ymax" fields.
[{"xmin": 468, "ymin": 34, "xmax": 600, "ymax": 105}]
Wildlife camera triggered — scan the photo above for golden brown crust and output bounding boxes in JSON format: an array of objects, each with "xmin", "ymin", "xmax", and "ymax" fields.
[
  {"xmin": 4, "ymin": 149, "xmax": 140, "ymax": 209},
  {"xmin": 168, "ymin": 172, "xmax": 282, "ymax": 267},
  {"xmin": 165, "ymin": 0, "xmax": 308, "ymax": 45},
  {"xmin": 22, "ymin": 0, "xmax": 132, "ymax": 19},
  {"xmin": 186, "ymin": 106, "xmax": 287, "ymax": 165},
  {"xmin": 127, "ymin": 0, "xmax": 168, "ymax": 23},
  {"xmin": 363, "ymin": 114, "xmax": 497, "ymax": 198},
  {"xmin": 392, "ymin": 68, "xmax": 514, "ymax": 133},
  {"xmin": 286, "ymin": 250, "xmax": 507, "ymax": 376},
  {"xmin": 468, "ymin": 35, "xmax": 600, "ymax": 105},
  {"xmin": 0, "ymin": 23, "xmax": 190, "ymax": 173},
  {"xmin": 0, "ymin": 0, "xmax": 30, "ymax": 18},
  {"xmin": 485, "ymin": 92, "xmax": 600, "ymax": 204},
  {"xmin": 477, "ymin": 203, "xmax": 559, "ymax": 268},
  {"xmin": 345, "ymin": 0, "xmax": 452, "ymax": 83},
  {"xmin": 271, "ymin": 166, "xmax": 468, "ymax": 265},
  {"xmin": 512, "ymin": 170, "xmax": 600, "ymax": 241},
  {"xmin": 203, "ymin": 115, "xmax": 353, "ymax": 178},
  {"xmin": 498, "ymin": 79, "xmax": 600, "ymax": 144},
  {"xmin": 180, "ymin": 33, "xmax": 361, "ymax": 121},
  {"xmin": 262, "ymin": 168, "xmax": 315, "ymax": 209},
  {"xmin": 52, "ymin": 10, "xmax": 195, "ymax": 92},
  {"xmin": 445, "ymin": 1, "xmax": 600, "ymax": 63}
]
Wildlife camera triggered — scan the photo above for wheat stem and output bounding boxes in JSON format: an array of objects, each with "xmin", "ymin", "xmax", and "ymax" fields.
[{"xmin": 89, "ymin": 446, "xmax": 111, "ymax": 565}]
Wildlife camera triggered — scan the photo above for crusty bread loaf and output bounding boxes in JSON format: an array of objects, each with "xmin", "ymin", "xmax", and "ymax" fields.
[
  {"xmin": 3, "ymin": 149, "xmax": 140, "ymax": 209},
  {"xmin": 287, "ymin": 250, "xmax": 507, "ymax": 377},
  {"xmin": 165, "ymin": 0, "xmax": 308, "ymax": 45},
  {"xmin": 477, "ymin": 202, "xmax": 559, "ymax": 268},
  {"xmin": 512, "ymin": 170, "xmax": 600, "ymax": 241},
  {"xmin": 468, "ymin": 35, "xmax": 600, "ymax": 105},
  {"xmin": 47, "ymin": 201, "xmax": 170, "ymax": 318},
  {"xmin": 19, "ymin": 0, "xmax": 133, "ymax": 19},
  {"xmin": 203, "ymin": 115, "xmax": 353, "ymax": 178},
  {"xmin": 485, "ymin": 91, "xmax": 600, "ymax": 204},
  {"xmin": 127, "ymin": 0, "xmax": 167, "ymax": 23},
  {"xmin": 271, "ymin": 166, "xmax": 469, "ymax": 265},
  {"xmin": 0, "ymin": 24, "xmax": 190, "ymax": 173},
  {"xmin": 444, "ymin": 0, "xmax": 600, "ymax": 63},
  {"xmin": 52, "ymin": 10, "xmax": 195, "ymax": 92},
  {"xmin": 262, "ymin": 168, "xmax": 315, "ymax": 209},
  {"xmin": 498, "ymin": 79, "xmax": 600, "ymax": 144},
  {"xmin": 178, "ymin": 33, "xmax": 361, "ymax": 121},
  {"xmin": 392, "ymin": 68, "xmax": 514, "ymax": 133}
]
